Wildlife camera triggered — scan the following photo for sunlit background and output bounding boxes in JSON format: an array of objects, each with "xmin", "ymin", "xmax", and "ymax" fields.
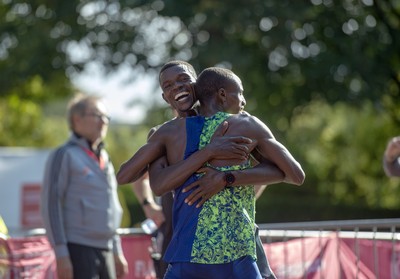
[{"xmin": 1, "ymin": 0, "xmax": 399, "ymax": 229}]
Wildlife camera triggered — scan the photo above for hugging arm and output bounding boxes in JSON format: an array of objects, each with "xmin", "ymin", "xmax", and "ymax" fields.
[
  {"xmin": 148, "ymin": 119, "xmax": 255, "ymax": 195},
  {"xmin": 184, "ymin": 115, "xmax": 305, "ymax": 206},
  {"xmin": 182, "ymin": 116, "xmax": 305, "ymax": 206},
  {"xmin": 182, "ymin": 158, "xmax": 285, "ymax": 207},
  {"xmin": 251, "ymin": 117, "xmax": 305, "ymax": 185},
  {"xmin": 116, "ymin": 141, "xmax": 165, "ymax": 185},
  {"xmin": 255, "ymin": 138, "xmax": 305, "ymax": 185},
  {"xmin": 148, "ymin": 134, "xmax": 253, "ymax": 196}
]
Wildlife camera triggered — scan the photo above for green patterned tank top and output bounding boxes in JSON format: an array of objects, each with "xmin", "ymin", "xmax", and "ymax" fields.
[{"xmin": 191, "ymin": 112, "xmax": 256, "ymax": 264}]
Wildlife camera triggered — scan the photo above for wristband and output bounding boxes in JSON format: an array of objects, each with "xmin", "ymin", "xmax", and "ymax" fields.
[{"xmin": 224, "ymin": 171, "xmax": 235, "ymax": 187}]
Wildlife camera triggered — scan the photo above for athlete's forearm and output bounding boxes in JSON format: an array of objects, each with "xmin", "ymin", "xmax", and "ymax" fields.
[
  {"xmin": 230, "ymin": 161, "xmax": 284, "ymax": 187},
  {"xmin": 257, "ymin": 138, "xmax": 305, "ymax": 186},
  {"xmin": 149, "ymin": 147, "xmax": 213, "ymax": 196},
  {"xmin": 117, "ymin": 143, "xmax": 163, "ymax": 185},
  {"xmin": 180, "ymin": 161, "xmax": 284, "ymax": 207}
]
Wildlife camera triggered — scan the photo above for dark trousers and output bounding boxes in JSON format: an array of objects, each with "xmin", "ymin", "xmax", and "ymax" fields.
[
  {"xmin": 255, "ymin": 226, "xmax": 277, "ymax": 279},
  {"xmin": 153, "ymin": 192, "xmax": 174, "ymax": 279},
  {"xmin": 67, "ymin": 242, "xmax": 116, "ymax": 279}
]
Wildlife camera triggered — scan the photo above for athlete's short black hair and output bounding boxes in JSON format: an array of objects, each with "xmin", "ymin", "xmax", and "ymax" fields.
[
  {"xmin": 159, "ymin": 60, "xmax": 197, "ymax": 84},
  {"xmin": 195, "ymin": 67, "xmax": 237, "ymax": 103}
]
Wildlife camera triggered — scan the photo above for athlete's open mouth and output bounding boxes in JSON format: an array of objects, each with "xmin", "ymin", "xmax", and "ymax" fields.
[{"xmin": 175, "ymin": 92, "xmax": 190, "ymax": 101}]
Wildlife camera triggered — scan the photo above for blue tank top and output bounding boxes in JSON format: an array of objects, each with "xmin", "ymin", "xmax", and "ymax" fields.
[{"xmin": 164, "ymin": 112, "xmax": 256, "ymax": 264}]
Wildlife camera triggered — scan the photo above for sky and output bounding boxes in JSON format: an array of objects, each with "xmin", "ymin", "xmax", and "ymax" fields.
[{"xmin": 72, "ymin": 64, "xmax": 161, "ymax": 125}]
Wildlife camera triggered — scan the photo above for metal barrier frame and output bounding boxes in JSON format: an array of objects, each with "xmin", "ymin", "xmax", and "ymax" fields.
[
  {"xmin": 257, "ymin": 218, "xmax": 400, "ymax": 279},
  {"xmin": 257, "ymin": 218, "xmax": 400, "ymax": 241}
]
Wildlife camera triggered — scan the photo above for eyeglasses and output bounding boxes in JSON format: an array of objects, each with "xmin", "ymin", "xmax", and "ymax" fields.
[{"xmin": 84, "ymin": 113, "xmax": 111, "ymax": 123}]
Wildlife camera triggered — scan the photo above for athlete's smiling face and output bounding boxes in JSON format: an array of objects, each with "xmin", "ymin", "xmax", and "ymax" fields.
[{"xmin": 159, "ymin": 64, "xmax": 197, "ymax": 116}]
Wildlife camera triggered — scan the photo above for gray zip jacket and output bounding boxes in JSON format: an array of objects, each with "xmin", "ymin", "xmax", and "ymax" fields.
[{"xmin": 41, "ymin": 134, "xmax": 123, "ymax": 258}]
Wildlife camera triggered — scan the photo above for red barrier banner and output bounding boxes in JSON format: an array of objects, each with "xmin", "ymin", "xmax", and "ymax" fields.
[
  {"xmin": 0, "ymin": 236, "xmax": 56, "ymax": 279},
  {"xmin": 266, "ymin": 233, "xmax": 400, "ymax": 279},
  {"xmin": 1, "ymin": 233, "xmax": 399, "ymax": 279},
  {"xmin": 20, "ymin": 184, "xmax": 43, "ymax": 229},
  {"xmin": 0, "ymin": 235, "xmax": 156, "ymax": 279},
  {"xmin": 121, "ymin": 235, "xmax": 155, "ymax": 279}
]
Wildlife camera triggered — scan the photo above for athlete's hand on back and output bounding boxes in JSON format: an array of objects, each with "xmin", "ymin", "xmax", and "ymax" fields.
[
  {"xmin": 206, "ymin": 121, "xmax": 255, "ymax": 161},
  {"xmin": 182, "ymin": 167, "xmax": 226, "ymax": 207}
]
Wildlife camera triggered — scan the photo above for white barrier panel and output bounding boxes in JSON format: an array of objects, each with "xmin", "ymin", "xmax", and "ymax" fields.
[{"xmin": 0, "ymin": 148, "xmax": 51, "ymax": 235}]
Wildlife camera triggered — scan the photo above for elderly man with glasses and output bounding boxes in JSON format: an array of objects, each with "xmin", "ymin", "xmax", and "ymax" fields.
[{"xmin": 41, "ymin": 94, "xmax": 128, "ymax": 279}]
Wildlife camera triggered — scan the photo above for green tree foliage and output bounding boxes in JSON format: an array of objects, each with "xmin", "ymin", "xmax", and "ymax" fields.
[
  {"xmin": 288, "ymin": 99, "xmax": 400, "ymax": 207},
  {"xmin": 2, "ymin": 1, "xmax": 398, "ymax": 109},
  {"xmin": 256, "ymin": 99, "xmax": 400, "ymax": 223},
  {"xmin": 0, "ymin": 96, "xmax": 68, "ymax": 147},
  {"xmin": 0, "ymin": 0, "xmax": 184, "ymax": 100},
  {"xmin": 1, "ymin": 0, "xmax": 400, "ymax": 222},
  {"xmin": 160, "ymin": 0, "xmax": 400, "ymax": 125},
  {"xmin": 159, "ymin": 0, "xmax": 400, "ymax": 219},
  {"xmin": 0, "ymin": 1, "xmax": 78, "ymax": 100}
]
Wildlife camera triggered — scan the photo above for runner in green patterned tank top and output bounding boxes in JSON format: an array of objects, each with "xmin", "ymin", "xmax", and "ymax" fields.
[
  {"xmin": 117, "ymin": 65, "xmax": 305, "ymax": 278},
  {"xmin": 192, "ymin": 112, "xmax": 256, "ymax": 263}
]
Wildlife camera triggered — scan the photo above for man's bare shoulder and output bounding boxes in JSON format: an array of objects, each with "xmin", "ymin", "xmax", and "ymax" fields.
[
  {"xmin": 226, "ymin": 112, "xmax": 273, "ymax": 138},
  {"xmin": 158, "ymin": 117, "xmax": 185, "ymax": 131},
  {"xmin": 148, "ymin": 117, "xmax": 185, "ymax": 140},
  {"xmin": 227, "ymin": 111, "xmax": 258, "ymax": 126}
]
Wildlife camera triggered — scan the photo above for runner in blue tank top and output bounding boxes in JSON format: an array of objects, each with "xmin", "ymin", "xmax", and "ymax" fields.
[
  {"xmin": 159, "ymin": 67, "xmax": 305, "ymax": 278},
  {"xmin": 163, "ymin": 112, "xmax": 260, "ymax": 279},
  {"xmin": 118, "ymin": 65, "xmax": 305, "ymax": 278}
]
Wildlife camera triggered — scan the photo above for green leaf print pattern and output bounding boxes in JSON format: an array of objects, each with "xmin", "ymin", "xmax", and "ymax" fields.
[{"xmin": 191, "ymin": 112, "xmax": 256, "ymax": 264}]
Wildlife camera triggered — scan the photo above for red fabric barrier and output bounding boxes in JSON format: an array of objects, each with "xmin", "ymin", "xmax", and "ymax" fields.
[
  {"xmin": 1, "ymin": 233, "xmax": 399, "ymax": 278},
  {"xmin": 0, "ymin": 236, "xmax": 56, "ymax": 279},
  {"xmin": 266, "ymin": 233, "xmax": 400, "ymax": 279},
  {"xmin": 0, "ymin": 235, "xmax": 156, "ymax": 279},
  {"xmin": 121, "ymin": 235, "xmax": 155, "ymax": 279}
]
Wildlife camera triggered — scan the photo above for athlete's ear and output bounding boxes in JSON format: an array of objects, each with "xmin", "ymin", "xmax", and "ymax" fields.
[{"xmin": 218, "ymin": 87, "xmax": 226, "ymax": 100}]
